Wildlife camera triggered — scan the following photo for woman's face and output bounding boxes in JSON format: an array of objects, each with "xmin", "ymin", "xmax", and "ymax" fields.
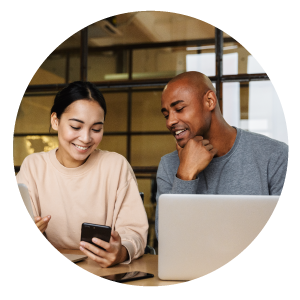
[{"xmin": 51, "ymin": 99, "xmax": 105, "ymax": 168}]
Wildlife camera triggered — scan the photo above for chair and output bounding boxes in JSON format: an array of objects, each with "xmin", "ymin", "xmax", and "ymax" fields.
[{"xmin": 140, "ymin": 192, "xmax": 156, "ymax": 255}]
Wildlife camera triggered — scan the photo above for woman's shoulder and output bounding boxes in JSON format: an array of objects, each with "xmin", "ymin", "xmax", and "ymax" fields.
[
  {"xmin": 20, "ymin": 149, "xmax": 54, "ymax": 170},
  {"xmin": 96, "ymin": 149, "xmax": 128, "ymax": 163},
  {"xmin": 95, "ymin": 149, "xmax": 134, "ymax": 175}
]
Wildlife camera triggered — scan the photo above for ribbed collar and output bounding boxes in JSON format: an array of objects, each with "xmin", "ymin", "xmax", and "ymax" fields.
[{"xmin": 48, "ymin": 148, "xmax": 101, "ymax": 176}]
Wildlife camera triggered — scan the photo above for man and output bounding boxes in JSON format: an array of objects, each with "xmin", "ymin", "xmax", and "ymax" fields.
[{"xmin": 155, "ymin": 71, "xmax": 288, "ymax": 237}]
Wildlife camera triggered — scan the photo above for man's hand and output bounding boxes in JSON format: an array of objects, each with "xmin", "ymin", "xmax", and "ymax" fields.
[
  {"xmin": 176, "ymin": 136, "xmax": 218, "ymax": 181},
  {"xmin": 79, "ymin": 231, "xmax": 129, "ymax": 268},
  {"xmin": 35, "ymin": 215, "xmax": 51, "ymax": 233}
]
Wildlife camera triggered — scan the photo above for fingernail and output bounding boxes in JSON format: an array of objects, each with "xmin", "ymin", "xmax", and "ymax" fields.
[
  {"xmin": 79, "ymin": 246, "xmax": 84, "ymax": 251},
  {"xmin": 80, "ymin": 241, "xmax": 85, "ymax": 247},
  {"xmin": 92, "ymin": 238, "xmax": 97, "ymax": 243}
]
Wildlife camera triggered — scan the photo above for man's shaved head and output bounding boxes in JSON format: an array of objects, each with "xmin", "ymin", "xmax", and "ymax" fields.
[{"xmin": 164, "ymin": 71, "xmax": 216, "ymax": 99}]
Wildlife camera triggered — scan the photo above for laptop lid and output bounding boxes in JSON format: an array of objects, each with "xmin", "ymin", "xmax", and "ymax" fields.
[
  {"xmin": 158, "ymin": 194, "xmax": 279, "ymax": 281},
  {"xmin": 18, "ymin": 183, "xmax": 35, "ymax": 220}
]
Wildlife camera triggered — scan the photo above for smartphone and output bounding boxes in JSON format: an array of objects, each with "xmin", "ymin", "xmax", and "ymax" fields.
[
  {"xmin": 101, "ymin": 271, "xmax": 154, "ymax": 283},
  {"xmin": 81, "ymin": 223, "xmax": 111, "ymax": 250}
]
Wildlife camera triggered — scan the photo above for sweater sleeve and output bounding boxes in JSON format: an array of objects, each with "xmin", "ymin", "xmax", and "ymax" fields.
[
  {"xmin": 267, "ymin": 145, "xmax": 289, "ymax": 195},
  {"xmin": 155, "ymin": 157, "xmax": 199, "ymax": 238},
  {"xmin": 113, "ymin": 162, "xmax": 148, "ymax": 264}
]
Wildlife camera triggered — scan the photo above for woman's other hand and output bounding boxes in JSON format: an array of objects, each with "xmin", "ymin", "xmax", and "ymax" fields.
[
  {"xmin": 79, "ymin": 230, "xmax": 129, "ymax": 268},
  {"xmin": 34, "ymin": 215, "xmax": 51, "ymax": 233}
]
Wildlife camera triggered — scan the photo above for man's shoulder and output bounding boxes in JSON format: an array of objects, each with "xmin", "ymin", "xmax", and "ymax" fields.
[{"xmin": 240, "ymin": 129, "xmax": 288, "ymax": 155}]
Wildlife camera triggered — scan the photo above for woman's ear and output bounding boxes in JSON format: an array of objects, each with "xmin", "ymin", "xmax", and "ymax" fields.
[{"xmin": 50, "ymin": 112, "xmax": 59, "ymax": 131}]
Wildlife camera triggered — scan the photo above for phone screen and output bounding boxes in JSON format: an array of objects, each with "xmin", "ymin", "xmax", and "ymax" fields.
[{"xmin": 102, "ymin": 271, "xmax": 154, "ymax": 283}]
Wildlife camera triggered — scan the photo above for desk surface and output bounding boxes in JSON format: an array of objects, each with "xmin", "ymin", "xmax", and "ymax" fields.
[
  {"xmin": 1, "ymin": 249, "xmax": 300, "ymax": 287},
  {"xmin": 72, "ymin": 254, "xmax": 300, "ymax": 287}
]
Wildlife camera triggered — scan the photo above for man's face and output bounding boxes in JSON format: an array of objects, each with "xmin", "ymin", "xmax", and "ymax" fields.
[{"xmin": 161, "ymin": 79, "xmax": 211, "ymax": 148}]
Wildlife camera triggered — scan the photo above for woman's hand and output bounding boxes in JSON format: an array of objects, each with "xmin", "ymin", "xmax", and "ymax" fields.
[
  {"xmin": 34, "ymin": 215, "xmax": 51, "ymax": 233},
  {"xmin": 79, "ymin": 231, "xmax": 129, "ymax": 268}
]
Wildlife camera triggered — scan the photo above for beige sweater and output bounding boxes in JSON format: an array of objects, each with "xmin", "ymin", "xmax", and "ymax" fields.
[{"xmin": 16, "ymin": 148, "xmax": 149, "ymax": 262}]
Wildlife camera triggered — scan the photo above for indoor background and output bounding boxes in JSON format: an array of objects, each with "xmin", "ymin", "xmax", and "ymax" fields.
[{"xmin": 13, "ymin": 11, "xmax": 288, "ymax": 252}]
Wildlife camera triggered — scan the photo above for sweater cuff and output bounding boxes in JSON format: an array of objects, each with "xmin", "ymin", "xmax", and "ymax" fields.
[
  {"xmin": 120, "ymin": 240, "xmax": 135, "ymax": 264},
  {"xmin": 171, "ymin": 175, "xmax": 199, "ymax": 194}
]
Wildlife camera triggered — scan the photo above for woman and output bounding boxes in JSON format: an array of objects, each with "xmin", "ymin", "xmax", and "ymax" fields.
[{"xmin": 17, "ymin": 81, "xmax": 148, "ymax": 267}]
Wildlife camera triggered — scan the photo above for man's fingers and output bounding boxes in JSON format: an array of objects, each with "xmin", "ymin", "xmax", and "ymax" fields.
[
  {"xmin": 205, "ymin": 144, "xmax": 213, "ymax": 151},
  {"xmin": 202, "ymin": 139, "xmax": 210, "ymax": 146},
  {"xmin": 193, "ymin": 136, "xmax": 204, "ymax": 142},
  {"xmin": 176, "ymin": 142, "xmax": 182, "ymax": 152},
  {"xmin": 80, "ymin": 241, "xmax": 107, "ymax": 256},
  {"xmin": 210, "ymin": 147, "xmax": 218, "ymax": 157}
]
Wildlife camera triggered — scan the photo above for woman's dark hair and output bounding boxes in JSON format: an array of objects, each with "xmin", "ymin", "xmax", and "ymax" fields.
[{"xmin": 50, "ymin": 81, "xmax": 107, "ymax": 120}]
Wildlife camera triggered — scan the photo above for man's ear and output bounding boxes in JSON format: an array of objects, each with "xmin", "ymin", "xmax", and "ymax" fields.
[
  {"xmin": 205, "ymin": 90, "xmax": 218, "ymax": 111},
  {"xmin": 50, "ymin": 112, "xmax": 59, "ymax": 131}
]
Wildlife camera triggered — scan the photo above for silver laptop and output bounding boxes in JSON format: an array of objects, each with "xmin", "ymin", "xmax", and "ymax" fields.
[
  {"xmin": 158, "ymin": 194, "xmax": 279, "ymax": 280},
  {"xmin": 62, "ymin": 253, "xmax": 87, "ymax": 263},
  {"xmin": 18, "ymin": 183, "xmax": 35, "ymax": 220}
]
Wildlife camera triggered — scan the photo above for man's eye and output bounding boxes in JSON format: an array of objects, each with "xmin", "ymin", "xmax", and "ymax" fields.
[
  {"xmin": 176, "ymin": 107, "xmax": 184, "ymax": 112},
  {"xmin": 71, "ymin": 126, "xmax": 80, "ymax": 130}
]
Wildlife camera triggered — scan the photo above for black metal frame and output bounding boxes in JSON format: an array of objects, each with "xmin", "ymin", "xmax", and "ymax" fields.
[{"xmin": 15, "ymin": 26, "xmax": 269, "ymax": 171}]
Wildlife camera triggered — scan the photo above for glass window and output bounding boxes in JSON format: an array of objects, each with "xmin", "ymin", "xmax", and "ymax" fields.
[
  {"xmin": 133, "ymin": 47, "xmax": 191, "ymax": 79},
  {"xmin": 88, "ymin": 51, "xmax": 129, "ymax": 81},
  {"xmin": 13, "ymin": 136, "xmax": 58, "ymax": 166},
  {"xmin": 131, "ymin": 90, "xmax": 166, "ymax": 132},
  {"xmin": 29, "ymin": 54, "xmax": 66, "ymax": 85},
  {"xmin": 186, "ymin": 47, "xmax": 238, "ymax": 76},
  {"xmin": 248, "ymin": 80, "xmax": 300, "ymax": 146},
  {"xmin": 131, "ymin": 135, "xmax": 175, "ymax": 166},
  {"xmin": 15, "ymin": 96, "xmax": 55, "ymax": 134},
  {"xmin": 102, "ymin": 92, "xmax": 128, "ymax": 132},
  {"xmin": 247, "ymin": 55, "xmax": 300, "ymax": 74},
  {"xmin": 98, "ymin": 135, "xmax": 127, "ymax": 158},
  {"xmin": 222, "ymin": 81, "xmax": 288, "ymax": 144},
  {"xmin": 222, "ymin": 82, "xmax": 241, "ymax": 127},
  {"xmin": 68, "ymin": 53, "xmax": 80, "ymax": 82}
]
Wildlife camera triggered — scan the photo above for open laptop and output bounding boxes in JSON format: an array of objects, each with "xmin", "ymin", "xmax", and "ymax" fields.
[
  {"xmin": 158, "ymin": 194, "xmax": 279, "ymax": 280},
  {"xmin": 18, "ymin": 183, "xmax": 35, "ymax": 220}
]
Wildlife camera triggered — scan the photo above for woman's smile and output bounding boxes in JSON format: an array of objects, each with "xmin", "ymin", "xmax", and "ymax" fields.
[{"xmin": 72, "ymin": 143, "xmax": 92, "ymax": 152}]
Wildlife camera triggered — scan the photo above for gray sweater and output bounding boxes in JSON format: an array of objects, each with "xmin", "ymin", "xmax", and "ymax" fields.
[{"xmin": 155, "ymin": 128, "xmax": 288, "ymax": 237}]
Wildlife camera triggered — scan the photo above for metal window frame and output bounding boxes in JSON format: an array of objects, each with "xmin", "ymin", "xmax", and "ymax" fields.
[{"xmin": 15, "ymin": 26, "xmax": 269, "ymax": 170}]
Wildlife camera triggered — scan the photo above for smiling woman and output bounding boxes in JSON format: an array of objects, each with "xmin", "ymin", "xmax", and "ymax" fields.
[{"xmin": 16, "ymin": 81, "xmax": 149, "ymax": 268}]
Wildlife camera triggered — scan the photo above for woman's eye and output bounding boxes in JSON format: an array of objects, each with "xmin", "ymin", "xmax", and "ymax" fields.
[
  {"xmin": 92, "ymin": 129, "xmax": 101, "ymax": 133},
  {"xmin": 71, "ymin": 126, "xmax": 80, "ymax": 130}
]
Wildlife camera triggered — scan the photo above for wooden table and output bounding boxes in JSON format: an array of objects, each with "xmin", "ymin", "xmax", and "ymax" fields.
[
  {"xmin": 72, "ymin": 254, "xmax": 300, "ymax": 287},
  {"xmin": 2, "ymin": 249, "xmax": 300, "ymax": 287}
]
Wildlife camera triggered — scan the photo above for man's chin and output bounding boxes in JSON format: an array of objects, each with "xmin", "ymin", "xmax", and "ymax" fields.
[{"xmin": 177, "ymin": 139, "xmax": 187, "ymax": 148}]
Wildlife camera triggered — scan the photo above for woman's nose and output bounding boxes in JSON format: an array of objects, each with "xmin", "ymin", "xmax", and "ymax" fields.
[{"xmin": 79, "ymin": 130, "xmax": 92, "ymax": 143}]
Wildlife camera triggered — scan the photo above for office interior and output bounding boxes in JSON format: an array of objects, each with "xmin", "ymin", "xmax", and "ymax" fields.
[{"xmin": 13, "ymin": 11, "xmax": 288, "ymax": 253}]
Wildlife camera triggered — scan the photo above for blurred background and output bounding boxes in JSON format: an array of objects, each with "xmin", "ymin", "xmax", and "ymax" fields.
[{"xmin": 13, "ymin": 11, "xmax": 288, "ymax": 253}]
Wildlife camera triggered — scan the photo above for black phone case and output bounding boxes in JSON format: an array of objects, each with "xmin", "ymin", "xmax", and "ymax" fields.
[
  {"xmin": 102, "ymin": 272, "xmax": 154, "ymax": 283},
  {"xmin": 81, "ymin": 223, "xmax": 111, "ymax": 250}
]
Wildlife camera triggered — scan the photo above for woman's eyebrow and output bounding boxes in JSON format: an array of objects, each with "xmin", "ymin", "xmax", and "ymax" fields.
[{"xmin": 69, "ymin": 118, "xmax": 103, "ymax": 125}]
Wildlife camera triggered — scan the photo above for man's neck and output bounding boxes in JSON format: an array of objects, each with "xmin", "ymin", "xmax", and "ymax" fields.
[{"xmin": 204, "ymin": 118, "xmax": 237, "ymax": 157}]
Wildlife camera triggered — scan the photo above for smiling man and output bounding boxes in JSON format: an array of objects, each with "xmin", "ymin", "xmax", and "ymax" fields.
[{"xmin": 155, "ymin": 71, "xmax": 288, "ymax": 237}]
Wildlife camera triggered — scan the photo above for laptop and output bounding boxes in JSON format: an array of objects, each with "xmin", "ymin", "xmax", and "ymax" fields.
[
  {"xmin": 18, "ymin": 183, "xmax": 35, "ymax": 220},
  {"xmin": 158, "ymin": 194, "xmax": 279, "ymax": 280},
  {"xmin": 62, "ymin": 253, "xmax": 87, "ymax": 263}
]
